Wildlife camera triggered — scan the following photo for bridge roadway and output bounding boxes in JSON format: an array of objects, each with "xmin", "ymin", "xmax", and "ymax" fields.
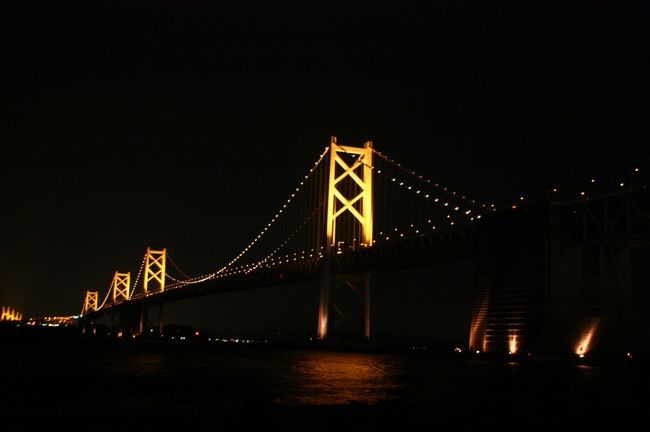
[
  {"xmin": 82, "ymin": 187, "xmax": 650, "ymax": 347},
  {"xmin": 82, "ymin": 227, "xmax": 475, "ymax": 321}
]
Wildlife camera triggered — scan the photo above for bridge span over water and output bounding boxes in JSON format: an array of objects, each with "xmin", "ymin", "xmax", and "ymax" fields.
[{"xmin": 80, "ymin": 138, "xmax": 650, "ymax": 358}]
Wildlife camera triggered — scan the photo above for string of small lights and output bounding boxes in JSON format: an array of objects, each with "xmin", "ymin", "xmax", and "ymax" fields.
[
  {"xmin": 168, "ymin": 252, "xmax": 192, "ymax": 280},
  {"xmin": 160, "ymin": 244, "xmax": 328, "ymax": 291},
  {"xmin": 164, "ymin": 272, "xmax": 217, "ymax": 290},
  {"xmin": 165, "ymin": 273, "xmax": 182, "ymax": 283},
  {"xmin": 215, "ymin": 147, "xmax": 329, "ymax": 274},
  {"xmin": 236, "ymin": 203, "xmax": 324, "ymax": 274},
  {"xmin": 259, "ymin": 202, "xmax": 323, "ymax": 262},
  {"xmin": 164, "ymin": 203, "xmax": 327, "ymax": 287},
  {"xmin": 128, "ymin": 254, "xmax": 147, "ymax": 300},
  {"xmin": 573, "ymin": 167, "xmax": 643, "ymax": 202},
  {"xmin": 373, "ymin": 216, "xmax": 483, "ymax": 244},
  {"xmin": 97, "ymin": 277, "xmax": 114, "ymax": 310},
  {"xmin": 378, "ymin": 170, "xmax": 486, "ymax": 220},
  {"xmin": 373, "ymin": 149, "xmax": 491, "ymax": 211},
  {"xmin": 508, "ymin": 166, "xmax": 643, "ymax": 209},
  {"xmin": 369, "ymin": 152, "xmax": 487, "ymax": 243}
]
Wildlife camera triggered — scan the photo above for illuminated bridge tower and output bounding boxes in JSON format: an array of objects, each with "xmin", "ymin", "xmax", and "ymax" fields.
[
  {"xmin": 318, "ymin": 137, "xmax": 374, "ymax": 340},
  {"xmin": 111, "ymin": 271, "xmax": 131, "ymax": 303},
  {"xmin": 1, "ymin": 306, "xmax": 22, "ymax": 321},
  {"xmin": 144, "ymin": 247, "xmax": 166, "ymax": 294},
  {"xmin": 82, "ymin": 291, "xmax": 99, "ymax": 314},
  {"xmin": 133, "ymin": 247, "xmax": 167, "ymax": 334}
]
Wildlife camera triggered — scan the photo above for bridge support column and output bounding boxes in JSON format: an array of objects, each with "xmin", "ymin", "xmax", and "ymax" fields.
[
  {"xmin": 318, "ymin": 137, "xmax": 374, "ymax": 341},
  {"xmin": 135, "ymin": 304, "xmax": 164, "ymax": 336},
  {"xmin": 318, "ymin": 271, "xmax": 371, "ymax": 341},
  {"xmin": 147, "ymin": 304, "xmax": 164, "ymax": 335},
  {"xmin": 80, "ymin": 318, "xmax": 97, "ymax": 336},
  {"xmin": 138, "ymin": 306, "xmax": 147, "ymax": 335},
  {"xmin": 318, "ymin": 261, "xmax": 331, "ymax": 340},
  {"xmin": 110, "ymin": 311, "xmax": 116, "ymax": 333},
  {"xmin": 363, "ymin": 273, "xmax": 371, "ymax": 340},
  {"xmin": 158, "ymin": 304, "xmax": 164, "ymax": 335}
]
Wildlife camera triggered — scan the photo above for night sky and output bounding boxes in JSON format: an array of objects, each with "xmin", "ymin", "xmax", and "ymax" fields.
[{"xmin": 2, "ymin": 2, "xmax": 649, "ymax": 338}]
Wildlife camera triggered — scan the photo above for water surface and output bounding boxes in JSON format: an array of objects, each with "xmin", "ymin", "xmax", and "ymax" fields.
[{"xmin": 1, "ymin": 340, "xmax": 645, "ymax": 427}]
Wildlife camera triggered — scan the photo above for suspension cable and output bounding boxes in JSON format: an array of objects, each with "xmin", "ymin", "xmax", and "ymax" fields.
[
  {"xmin": 97, "ymin": 277, "xmax": 114, "ymax": 310},
  {"xmin": 168, "ymin": 252, "xmax": 192, "ymax": 280},
  {"xmin": 216, "ymin": 147, "xmax": 329, "ymax": 274},
  {"xmin": 129, "ymin": 253, "xmax": 147, "ymax": 300},
  {"xmin": 373, "ymin": 149, "xmax": 489, "ymax": 210},
  {"xmin": 255, "ymin": 201, "xmax": 324, "ymax": 266}
]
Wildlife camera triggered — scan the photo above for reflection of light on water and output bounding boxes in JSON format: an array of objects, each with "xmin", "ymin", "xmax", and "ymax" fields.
[
  {"xmin": 508, "ymin": 332, "xmax": 518, "ymax": 355},
  {"xmin": 276, "ymin": 351, "xmax": 403, "ymax": 405},
  {"xmin": 469, "ymin": 291, "xmax": 488, "ymax": 352},
  {"xmin": 576, "ymin": 318, "xmax": 600, "ymax": 357}
]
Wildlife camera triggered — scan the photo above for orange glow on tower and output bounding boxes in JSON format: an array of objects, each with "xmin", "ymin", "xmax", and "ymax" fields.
[
  {"xmin": 318, "ymin": 138, "xmax": 374, "ymax": 341},
  {"xmin": 144, "ymin": 247, "xmax": 166, "ymax": 294},
  {"xmin": 112, "ymin": 271, "xmax": 131, "ymax": 303},
  {"xmin": 469, "ymin": 287, "xmax": 488, "ymax": 352},
  {"xmin": 0, "ymin": 306, "xmax": 22, "ymax": 321},
  {"xmin": 82, "ymin": 291, "xmax": 99, "ymax": 314},
  {"xmin": 575, "ymin": 318, "xmax": 600, "ymax": 357},
  {"xmin": 508, "ymin": 332, "xmax": 518, "ymax": 355}
]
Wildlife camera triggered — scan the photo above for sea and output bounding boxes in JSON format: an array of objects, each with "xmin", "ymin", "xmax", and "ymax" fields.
[{"xmin": 0, "ymin": 332, "xmax": 646, "ymax": 429}]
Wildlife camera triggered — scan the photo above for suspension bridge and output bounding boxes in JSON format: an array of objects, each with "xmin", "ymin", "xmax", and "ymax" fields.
[{"xmin": 79, "ymin": 137, "xmax": 650, "ymax": 357}]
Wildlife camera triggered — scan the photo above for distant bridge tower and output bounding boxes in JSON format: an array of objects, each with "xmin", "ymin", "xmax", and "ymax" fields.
[
  {"xmin": 144, "ymin": 247, "xmax": 166, "ymax": 294},
  {"xmin": 318, "ymin": 136, "xmax": 374, "ymax": 340},
  {"xmin": 112, "ymin": 271, "xmax": 131, "ymax": 303},
  {"xmin": 82, "ymin": 291, "xmax": 99, "ymax": 314},
  {"xmin": 1, "ymin": 306, "xmax": 22, "ymax": 321}
]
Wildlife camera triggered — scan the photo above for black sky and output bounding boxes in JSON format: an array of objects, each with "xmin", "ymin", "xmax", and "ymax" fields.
[{"xmin": 2, "ymin": 2, "xmax": 649, "ymax": 337}]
